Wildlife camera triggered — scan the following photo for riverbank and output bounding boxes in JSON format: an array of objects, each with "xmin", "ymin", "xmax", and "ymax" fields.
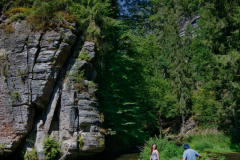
[
  {"xmin": 185, "ymin": 133, "xmax": 240, "ymax": 153},
  {"xmin": 137, "ymin": 133, "xmax": 240, "ymax": 160}
]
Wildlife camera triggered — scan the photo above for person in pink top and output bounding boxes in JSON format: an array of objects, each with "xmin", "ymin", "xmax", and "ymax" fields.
[{"xmin": 150, "ymin": 143, "xmax": 159, "ymax": 160}]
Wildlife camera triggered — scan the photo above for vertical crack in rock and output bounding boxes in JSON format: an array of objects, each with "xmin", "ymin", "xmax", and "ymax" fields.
[
  {"xmin": 43, "ymin": 86, "xmax": 61, "ymax": 135},
  {"xmin": 0, "ymin": 20, "xmax": 35, "ymax": 157},
  {"xmin": 59, "ymin": 41, "xmax": 104, "ymax": 159},
  {"xmin": 34, "ymin": 28, "xmax": 78, "ymax": 160},
  {"xmin": 0, "ymin": 19, "xmax": 105, "ymax": 159}
]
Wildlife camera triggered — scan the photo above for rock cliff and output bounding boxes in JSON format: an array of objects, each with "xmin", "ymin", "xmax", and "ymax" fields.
[
  {"xmin": 0, "ymin": 17, "xmax": 104, "ymax": 159},
  {"xmin": 178, "ymin": 13, "xmax": 200, "ymax": 37}
]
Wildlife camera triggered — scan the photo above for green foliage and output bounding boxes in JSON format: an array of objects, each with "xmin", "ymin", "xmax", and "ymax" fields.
[
  {"xmin": 194, "ymin": 140, "xmax": 214, "ymax": 151},
  {"xmin": 42, "ymin": 135, "xmax": 61, "ymax": 160},
  {"xmin": 218, "ymin": 156, "xmax": 226, "ymax": 160},
  {"xmin": 0, "ymin": 143, "xmax": 6, "ymax": 155},
  {"xmin": 17, "ymin": 68, "xmax": 26, "ymax": 76},
  {"xmin": 68, "ymin": 0, "xmax": 119, "ymax": 41},
  {"xmin": 77, "ymin": 136, "xmax": 84, "ymax": 152},
  {"xmin": 185, "ymin": 133, "xmax": 240, "ymax": 153},
  {"xmin": 68, "ymin": 25, "xmax": 74, "ymax": 30},
  {"xmin": 99, "ymin": 128, "xmax": 116, "ymax": 135},
  {"xmin": 1, "ymin": 24, "xmax": 15, "ymax": 34},
  {"xmin": 138, "ymin": 136, "xmax": 183, "ymax": 160},
  {"xmin": 88, "ymin": 81, "xmax": 97, "ymax": 95},
  {"xmin": 70, "ymin": 69, "xmax": 84, "ymax": 84},
  {"xmin": 79, "ymin": 49, "xmax": 90, "ymax": 61},
  {"xmin": 68, "ymin": 66, "xmax": 98, "ymax": 95},
  {"xmin": 69, "ymin": 69, "xmax": 85, "ymax": 93},
  {"xmin": 139, "ymin": 134, "xmax": 237, "ymax": 160},
  {"xmin": 2, "ymin": 0, "xmax": 118, "ymax": 40},
  {"xmin": 11, "ymin": 91, "xmax": 19, "ymax": 103},
  {"xmin": 24, "ymin": 147, "xmax": 38, "ymax": 160},
  {"xmin": 97, "ymin": 41, "xmax": 151, "ymax": 149},
  {"xmin": 0, "ymin": 49, "xmax": 7, "ymax": 60},
  {"xmin": 4, "ymin": 0, "xmax": 240, "ymax": 153},
  {"xmin": 192, "ymin": 87, "xmax": 219, "ymax": 124}
]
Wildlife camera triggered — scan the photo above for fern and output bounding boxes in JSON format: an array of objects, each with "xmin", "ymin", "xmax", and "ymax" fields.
[
  {"xmin": 24, "ymin": 147, "xmax": 38, "ymax": 160},
  {"xmin": 42, "ymin": 135, "xmax": 61, "ymax": 160}
]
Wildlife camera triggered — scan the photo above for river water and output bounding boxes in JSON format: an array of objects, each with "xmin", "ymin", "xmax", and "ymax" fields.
[
  {"xmin": 101, "ymin": 152, "xmax": 240, "ymax": 160},
  {"xmin": 205, "ymin": 152, "xmax": 240, "ymax": 160}
]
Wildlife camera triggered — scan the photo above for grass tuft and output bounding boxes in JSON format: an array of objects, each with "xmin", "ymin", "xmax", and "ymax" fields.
[{"xmin": 185, "ymin": 133, "xmax": 240, "ymax": 153}]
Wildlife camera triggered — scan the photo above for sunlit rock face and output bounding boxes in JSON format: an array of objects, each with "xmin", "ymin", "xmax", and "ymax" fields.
[
  {"xmin": 59, "ymin": 42, "xmax": 104, "ymax": 159},
  {"xmin": 0, "ymin": 18, "xmax": 104, "ymax": 159}
]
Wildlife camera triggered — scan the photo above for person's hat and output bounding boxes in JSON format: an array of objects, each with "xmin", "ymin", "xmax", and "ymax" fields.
[{"xmin": 183, "ymin": 143, "xmax": 191, "ymax": 149}]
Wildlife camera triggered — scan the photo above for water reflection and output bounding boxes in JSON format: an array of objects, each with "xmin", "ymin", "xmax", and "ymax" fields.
[
  {"xmin": 112, "ymin": 152, "xmax": 240, "ymax": 160},
  {"xmin": 94, "ymin": 152, "xmax": 240, "ymax": 160},
  {"xmin": 206, "ymin": 152, "xmax": 240, "ymax": 160},
  {"xmin": 111, "ymin": 153, "xmax": 140, "ymax": 160},
  {"xmin": 86, "ymin": 152, "xmax": 240, "ymax": 160},
  {"xmin": 86, "ymin": 152, "xmax": 140, "ymax": 160}
]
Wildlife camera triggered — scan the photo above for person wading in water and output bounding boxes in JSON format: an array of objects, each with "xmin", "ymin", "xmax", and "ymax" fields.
[
  {"xmin": 150, "ymin": 143, "xmax": 159, "ymax": 160},
  {"xmin": 182, "ymin": 143, "xmax": 201, "ymax": 160}
]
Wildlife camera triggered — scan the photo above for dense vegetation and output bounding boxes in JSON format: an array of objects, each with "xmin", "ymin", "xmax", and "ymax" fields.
[
  {"xmin": 139, "ymin": 133, "xmax": 239, "ymax": 160},
  {"xmin": 1, "ymin": 0, "xmax": 240, "ymax": 152}
]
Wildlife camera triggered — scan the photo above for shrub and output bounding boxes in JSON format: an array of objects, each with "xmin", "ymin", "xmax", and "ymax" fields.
[
  {"xmin": 78, "ymin": 136, "xmax": 84, "ymax": 152},
  {"xmin": 60, "ymin": 12, "xmax": 74, "ymax": 22},
  {"xmin": 11, "ymin": 91, "xmax": 19, "ymax": 103},
  {"xmin": 79, "ymin": 49, "xmax": 90, "ymax": 61},
  {"xmin": 138, "ymin": 136, "xmax": 213, "ymax": 160},
  {"xmin": 138, "ymin": 136, "xmax": 183, "ymax": 160},
  {"xmin": 0, "ymin": 144, "xmax": 6, "ymax": 155},
  {"xmin": 42, "ymin": 135, "xmax": 61, "ymax": 160},
  {"xmin": 70, "ymin": 69, "xmax": 84, "ymax": 83},
  {"xmin": 184, "ymin": 133, "xmax": 240, "ymax": 153},
  {"xmin": 218, "ymin": 156, "xmax": 226, "ymax": 160},
  {"xmin": 10, "ymin": 15, "xmax": 15, "ymax": 22},
  {"xmin": 194, "ymin": 140, "xmax": 214, "ymax": 151},
  {"xmin": 4, "ymin": 25, "xmax": 15, "ymax": 34},
  {"xmin": 68, "ymin": 25, "xmax": 74, "ymax": 30},
  {"xmin": 161, "ymin": 143, "xmax": 182, "ymax": 159},
  {"xmin": 74, "ymin": 83, "xmax": 86, "ymax": 93},
  {"xmin": 88, "ymin": 81, "xmax": 98, "ymax": 95},
  {"xmin": 5, "ymin": 7, "xmax": 30, "ymax": 17},
  {"xmin": 24, "ymin": 147, "xmax": 38, "ymax": 160}
]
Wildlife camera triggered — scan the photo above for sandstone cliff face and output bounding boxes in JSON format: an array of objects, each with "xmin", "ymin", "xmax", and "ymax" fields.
[
  {"xmin": 0, "ymin": 18, "xmax": 104, "ymax": 159},
  {"xmin": 178, "ymin": 14, "xmax": 200, "ymax": 37}
]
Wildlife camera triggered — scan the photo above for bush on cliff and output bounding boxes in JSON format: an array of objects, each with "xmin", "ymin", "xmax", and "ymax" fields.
[
  {"xmin": 24, "ymin": 147, "xmax": 38, "ymax": 160},
  {"xmin": 42, "ymin": 135, "xmax": 61, "ymax": 160}
]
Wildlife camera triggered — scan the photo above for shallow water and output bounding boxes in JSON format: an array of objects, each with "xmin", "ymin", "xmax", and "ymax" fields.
[
  {"xmin": 113, "ymin": 153, "xmax": 140, "ymax": 160},
  {"xmin": 206, "ymin": 152, "xmax": 240, "ymax": 160},
  {"xmin": 222, "ymin": 153, "xmax": 240, "ymax": 160},
  {"xmin": 99, "ymin": 152, "xmax": 240, "ymax": 160},
  {"xmin": 89, "ymin": 152, "xmax": 140, "ymax": 160}
]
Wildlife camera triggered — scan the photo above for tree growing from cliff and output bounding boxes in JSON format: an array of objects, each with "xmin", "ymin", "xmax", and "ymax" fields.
[{"xmin": 68, "ymin": 0, "xmax": 119, "ymax": 41}]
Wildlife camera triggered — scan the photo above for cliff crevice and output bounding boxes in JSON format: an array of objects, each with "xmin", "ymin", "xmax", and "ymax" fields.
[{"xmin": 0, "ymin": 17, "xmax": 104, "ymax": 159}]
